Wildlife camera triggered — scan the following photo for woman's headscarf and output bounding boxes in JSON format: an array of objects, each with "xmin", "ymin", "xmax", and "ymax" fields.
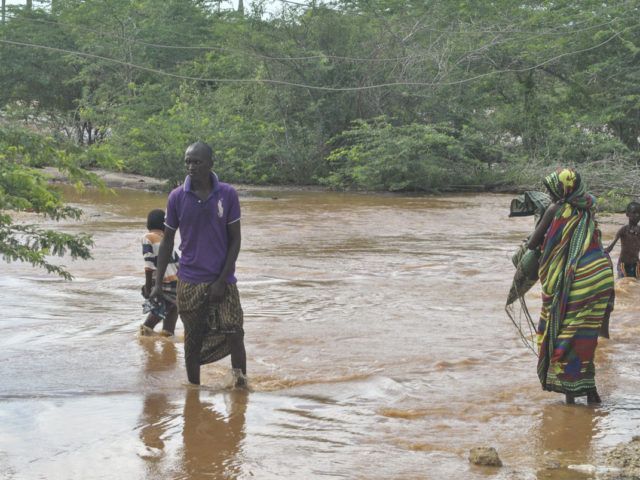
[{"xmin": 542, "ymin": 169, "xmax": 591, "ymax": 209}]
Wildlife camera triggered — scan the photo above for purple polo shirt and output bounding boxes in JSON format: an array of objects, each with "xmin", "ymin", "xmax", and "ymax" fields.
[{"xmin": 164, "ymin": 172, "xmax": 241, "ymax": 284}]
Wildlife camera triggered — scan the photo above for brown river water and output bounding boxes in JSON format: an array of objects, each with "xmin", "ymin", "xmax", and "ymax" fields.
[{"xmin": 1, "ymin": 185, "xmax": 639, "ymax": 480}]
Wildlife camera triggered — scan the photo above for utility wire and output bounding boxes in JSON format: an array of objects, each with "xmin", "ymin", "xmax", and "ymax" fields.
[
  {"xmin": 2, "ymin": 10, "xmax": 630, "ymax": 63},
  {"xmin": 0, "ymin": 27, "xmax": 627, "ymax": 92},
  {"xmin": 4, "ymin": 14, "xmax": 414, "ymax": 62}
]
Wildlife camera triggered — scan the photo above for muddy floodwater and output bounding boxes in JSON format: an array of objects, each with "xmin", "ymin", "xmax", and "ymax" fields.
[{"xmin": 1, "ymin": 185, "xmax": 639, "ymax": 480}]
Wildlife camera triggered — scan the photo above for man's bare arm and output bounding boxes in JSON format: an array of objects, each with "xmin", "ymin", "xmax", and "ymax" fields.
[{"xmin": 209, "ymin": 220, "xmax": 241, "ymax": 300}]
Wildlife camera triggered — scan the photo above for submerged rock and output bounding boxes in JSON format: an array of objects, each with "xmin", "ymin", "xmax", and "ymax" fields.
[
  {"xmin": 468, "ymin": 447, "xmax": 502, "ymax": 467},
  {"xmin": 568, "ymin": 464, "xmax": 596, "ymax": 474}
]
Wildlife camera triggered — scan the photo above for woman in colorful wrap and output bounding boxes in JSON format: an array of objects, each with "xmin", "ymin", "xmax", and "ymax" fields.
[{"xmin": 527, "ymin": 169, "xmax": 614, "ymax": 405}]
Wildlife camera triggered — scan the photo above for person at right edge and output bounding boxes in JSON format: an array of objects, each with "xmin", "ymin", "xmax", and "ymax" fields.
[
  {"xmin": 527, "ymin": 169, "xmax": 614, "ymax": 405},
  {"xmin": 149, "ymin": 141, "xmax": 247, "ymax": 388}
]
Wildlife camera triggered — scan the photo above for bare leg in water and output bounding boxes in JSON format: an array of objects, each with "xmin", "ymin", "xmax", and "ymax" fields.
[
  {"xmin": 565, "ymin": 389, "xmax": 601, "ymax": 405},
  {"xmin": 185, "ymin": 331, "xmax": 246, "ymax": 386},
  {"xmin": 587, "ymin": 389, "xmax": 601, "ymax": 404},
  {"xmin": 185, "ymin": 345, "xmax": 202, "ymax": 385},
  {"xmin": 161, "ymin": 304, "xmax": 178, "ymax": 336},
  {"xmin": 229, "ymin": 332, "xmax": 247, "ymax": 387}
]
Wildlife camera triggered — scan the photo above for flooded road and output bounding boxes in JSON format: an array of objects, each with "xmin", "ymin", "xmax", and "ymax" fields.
[{"xmin": 1, "ymin": 185, "xmax": 639, "ymax": 479}]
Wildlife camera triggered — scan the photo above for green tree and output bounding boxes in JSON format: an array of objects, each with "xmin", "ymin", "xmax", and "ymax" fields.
[
  {"xmin": 2, "ymin": 0, "xmax": 640, "ymax": 194},
  {"xmin": 321, "ymin": 117, "xmax": 499, "ymax": 191}
]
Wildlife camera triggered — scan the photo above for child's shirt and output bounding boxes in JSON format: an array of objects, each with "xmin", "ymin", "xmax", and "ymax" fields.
[{"xmin": 142, "ymin": 229, "xmax": 179, "ymax": 287}]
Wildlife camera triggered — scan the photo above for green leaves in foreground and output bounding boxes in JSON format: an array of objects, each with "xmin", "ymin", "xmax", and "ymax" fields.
[
  {"xmin": 0, "ymin": 213, "xmax": 93, "ymax": 280},
  {"xmin": 0, "ymin": 132, "xmax": 105, "ymax": 279}
]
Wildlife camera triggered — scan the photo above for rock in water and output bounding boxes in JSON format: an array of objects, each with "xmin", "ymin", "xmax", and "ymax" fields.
[
  {"xmin": 468, "ymin": 447, "xmax": 502, "ymax": 467},
  {"xmin": 568, "ymin": 464, "xmax": 596, "ymax": 474}
]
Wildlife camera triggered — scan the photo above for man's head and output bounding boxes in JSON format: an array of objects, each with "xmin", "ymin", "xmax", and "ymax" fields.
[{"xmin": 184, "ymin": 142, "xmax": 214, "ymax": 182}]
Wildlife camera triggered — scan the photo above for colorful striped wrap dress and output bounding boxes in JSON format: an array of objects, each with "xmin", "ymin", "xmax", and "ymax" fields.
[{"xmin": 536, "ymin": 169, "xmax": 614, "ymax": 397}]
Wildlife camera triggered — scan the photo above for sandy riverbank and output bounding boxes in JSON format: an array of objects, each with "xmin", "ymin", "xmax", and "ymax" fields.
[
  {"xmin": 39, "ymin": 166, "xmax": 332, "ymax": 194},
  {"xmin": 40, "ymin": 166, "xmax": 171, "ymax": 192}
]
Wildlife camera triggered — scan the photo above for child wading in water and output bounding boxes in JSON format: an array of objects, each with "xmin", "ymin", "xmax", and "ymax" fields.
[
  {"xmin": 598, "ymin": 201, "xmax": 640, "ymax": 339},
  {"xmin": 140, "ymin": 209, "xmax": 180, "ymax": 337},
  {"xmin": 605, "ymin": 201, "xmax": 640, "ymax": 278}
]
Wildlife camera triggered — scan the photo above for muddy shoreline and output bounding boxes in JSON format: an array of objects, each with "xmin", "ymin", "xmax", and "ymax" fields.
[
  {"xmin": 39, "ymin": 167, "xmax": 335, "ymax": 194},
  {"xmin": 40, "ymin": 167, "xmax": 520, "ymax": 196}
]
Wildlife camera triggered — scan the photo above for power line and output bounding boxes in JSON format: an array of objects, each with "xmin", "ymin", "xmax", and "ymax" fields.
[
  {"xmin": 0, "ymin": 28, "xmax": 628, "ymax": 92},
  {"xmin": 4, "ymin": 14, "xmax": 415, "ymax": 62},
  {"xmin": 2, "ymin": 10, "xmax": 630, "ymax": 64}
]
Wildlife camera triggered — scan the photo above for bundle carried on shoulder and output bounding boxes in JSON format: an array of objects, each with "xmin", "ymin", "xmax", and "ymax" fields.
[{"xmin": 505, "ymin": 191, "xmax": 551, "ymax": 352}]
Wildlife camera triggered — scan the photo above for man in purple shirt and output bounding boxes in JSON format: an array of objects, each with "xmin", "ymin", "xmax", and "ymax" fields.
[{"xmin": 150, "ymin": 141, "xmax": 246, "ymax": 387}]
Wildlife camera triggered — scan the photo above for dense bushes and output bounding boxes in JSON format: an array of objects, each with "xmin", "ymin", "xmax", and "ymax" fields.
[{"xmin": 1, "ymin": 0, "xmax": 639, "ymax": 195}]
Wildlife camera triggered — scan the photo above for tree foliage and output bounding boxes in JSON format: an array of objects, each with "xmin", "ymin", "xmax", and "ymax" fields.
[
  {"xmin": 322, "ymin": 118, "xmax": 504, "ymax": 191},
  {"xmin": 5, "ymin": 0, "xmax": 640, "ymax": 275},
  {"xmin": 0, "ymin": 123, "xmax": 107, "ymax": 278},
  {"xmin": 1, "ymin": 0, "xmax": 639, "ymax": 197}
]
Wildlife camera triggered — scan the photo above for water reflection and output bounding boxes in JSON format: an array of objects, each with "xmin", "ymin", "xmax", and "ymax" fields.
[
  {"xmin": 139, "ymin": 338, "xmax": 178, "ymax": 374},
  {"xmin": 181, "ymin": 388, "xmax": 248, "ymax": 480},
  {"xmin": 535, "ymin": 403, "xmax": 607, "ymax": 479},
  {"xmin": 139, "ymin": 392, "xmax": 173, "ymax": 479}
]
